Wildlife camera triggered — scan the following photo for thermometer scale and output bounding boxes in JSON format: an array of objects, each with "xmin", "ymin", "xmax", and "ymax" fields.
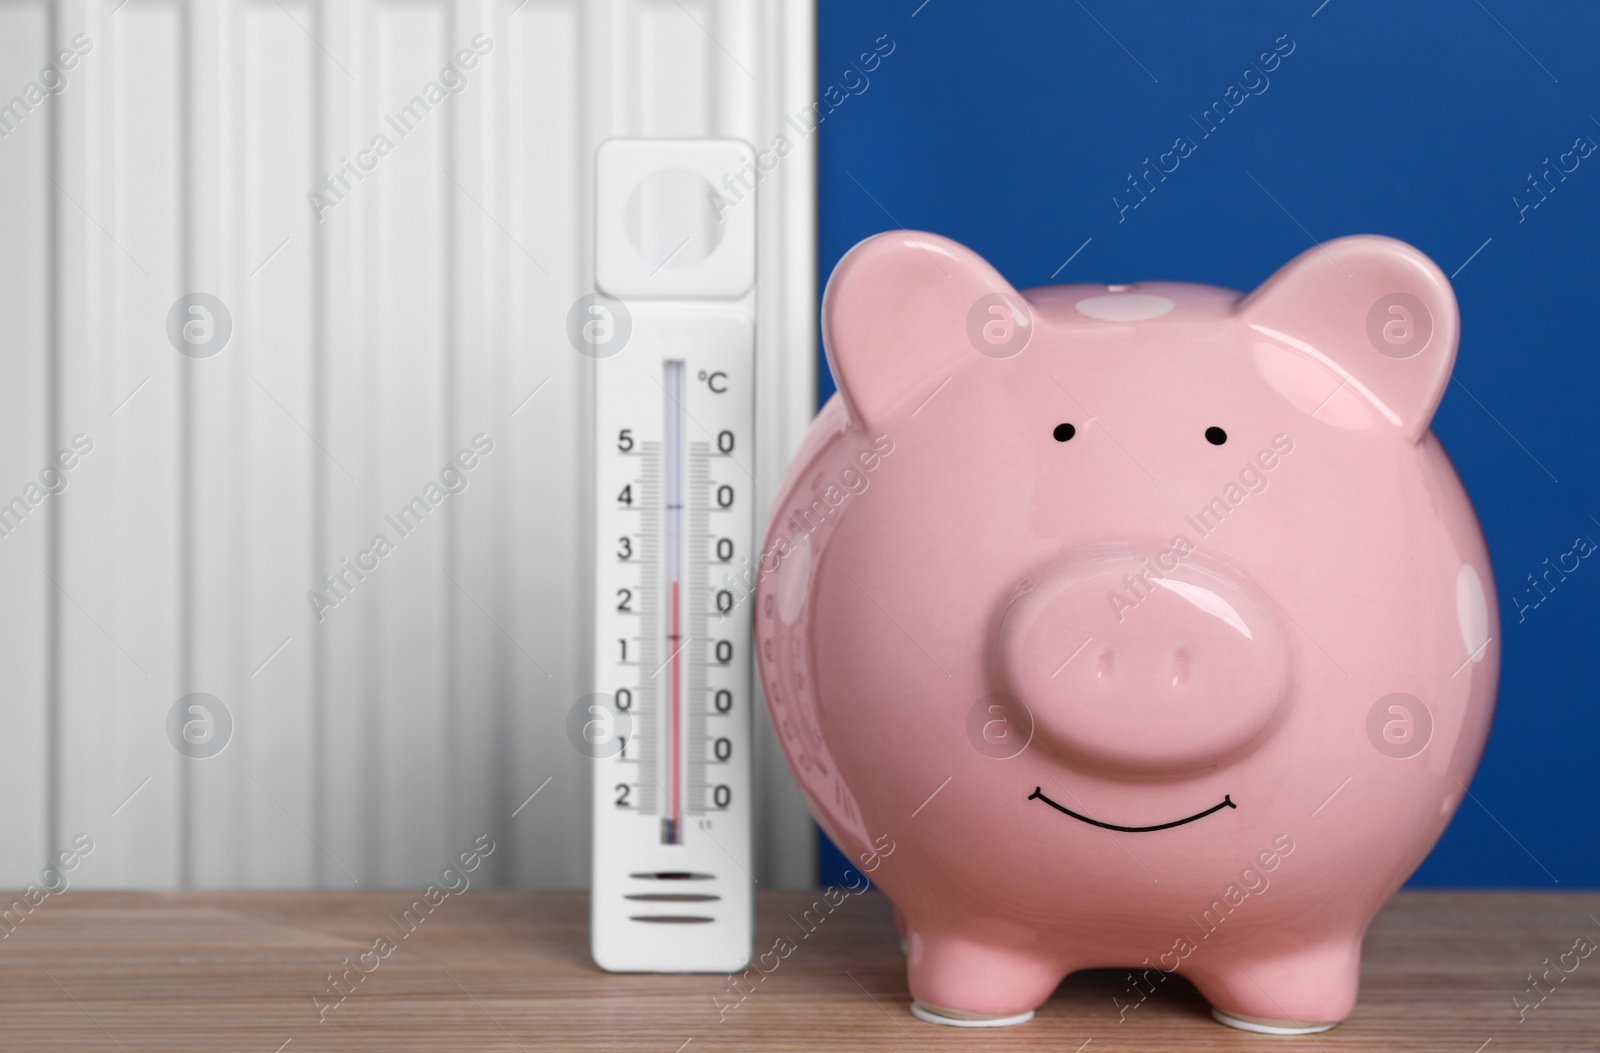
[{"xmin": 589, "ymin": 139, "xmax": 757, "ymax": 973}]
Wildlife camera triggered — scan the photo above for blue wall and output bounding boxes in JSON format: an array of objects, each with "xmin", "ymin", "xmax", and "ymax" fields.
[{"xmin": 814, "ymin": 0, "xmax": 1600, "ymax": 887}]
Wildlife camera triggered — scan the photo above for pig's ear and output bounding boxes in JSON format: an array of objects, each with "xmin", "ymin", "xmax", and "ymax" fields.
[
  {"xmin": 823, "ymin": 231, "xmax": 1023, "ymax": 427},
  {"xmin": 1238, "ymin": 235, "xmax": 1459, "ymax": 442}
]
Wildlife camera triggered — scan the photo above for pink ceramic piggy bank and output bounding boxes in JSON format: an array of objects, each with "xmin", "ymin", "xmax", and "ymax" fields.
[{"xmin": 753, "ymin": 232, "xmax": 1497, "ymax": 1034}]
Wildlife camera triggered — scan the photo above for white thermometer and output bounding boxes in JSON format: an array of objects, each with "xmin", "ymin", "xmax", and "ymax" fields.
[{"xmin": 589, "ymin": 139, "xmax": 756, "ymax": 973}]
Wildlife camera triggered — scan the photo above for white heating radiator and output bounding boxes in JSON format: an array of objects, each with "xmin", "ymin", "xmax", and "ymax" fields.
[{"xmin": 0, "ymin": 0, "xmax": 816, "ymax": 890}]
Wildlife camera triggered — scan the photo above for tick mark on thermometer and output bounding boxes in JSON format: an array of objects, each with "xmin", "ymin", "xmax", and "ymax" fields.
[
  {"xmin": 1028, "ymin": 788, "xmax": 1236, "ymax": 832},
  {"xmin": 649, "ymin": 636, "xmax": 693, "ymax": 679}
]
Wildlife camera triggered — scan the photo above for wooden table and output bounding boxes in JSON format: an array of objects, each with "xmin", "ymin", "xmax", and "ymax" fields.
[{"xmin": 0, "ymin": 890, "xmax": 1595, "ymax": 1051}]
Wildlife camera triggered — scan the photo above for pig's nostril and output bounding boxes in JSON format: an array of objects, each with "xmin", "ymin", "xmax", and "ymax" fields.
[
  {"xmin": 1095, "ymin": 647, "xmax": 1115, "ymax": 679},
  {"xmin": 1170, "ymin": 647, "xmax": 1191, "ymax": 687}
]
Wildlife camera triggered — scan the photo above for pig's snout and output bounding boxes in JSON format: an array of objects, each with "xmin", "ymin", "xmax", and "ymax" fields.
[{"xmin": 997, "ymin": 547, "xmax": 1292, "ymax": 776}]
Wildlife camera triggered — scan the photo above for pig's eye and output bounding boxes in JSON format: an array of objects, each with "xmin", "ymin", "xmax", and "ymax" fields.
[
  {"xmin": 1205, "ymin": 426, "xmax": 1227, "ymax": 446},
  {"xmin": 1053, "ymin": 423, "xmax": 1076, "ymax": 442}
]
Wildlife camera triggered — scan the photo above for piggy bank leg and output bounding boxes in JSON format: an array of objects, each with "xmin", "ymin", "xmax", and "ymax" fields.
[
  {"xmin": 892, "ymin": 905, "xmax": 908, "ymax": 954},
  {"xmin": 904, "ymin": 929, "xmax": 1063, "ymax": 1027},
  {"xmin": 1187, "ymin": 938, "xmax": 1361, "ymax": 1035}
]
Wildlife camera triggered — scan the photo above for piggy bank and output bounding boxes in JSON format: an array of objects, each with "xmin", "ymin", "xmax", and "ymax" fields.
[{"xmin": 753, "ymin": 232, "xmax": 1497, "ymax": 1034}]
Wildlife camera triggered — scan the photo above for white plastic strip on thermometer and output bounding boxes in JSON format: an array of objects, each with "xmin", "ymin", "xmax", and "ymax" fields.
[
  {"xmin": 591, "ymin": 307, "xmax": 756, "ymax": 971},
  {"xmin": 587, "ymin": 0, "xmax": 817, "ymax": 973},
  {"xmin": 590, "ymin": 138, "xmax": 759, "ymax": 972}
]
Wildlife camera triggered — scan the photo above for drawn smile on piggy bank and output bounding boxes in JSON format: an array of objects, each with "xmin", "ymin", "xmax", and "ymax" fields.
[
  {"xmin": 1027, "ymin": 787, "xmax": 1237, "ymax": 832},
  {"xmin": 1005, "ymin": 541, "xmax": 1269, "ymax": 831}
]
